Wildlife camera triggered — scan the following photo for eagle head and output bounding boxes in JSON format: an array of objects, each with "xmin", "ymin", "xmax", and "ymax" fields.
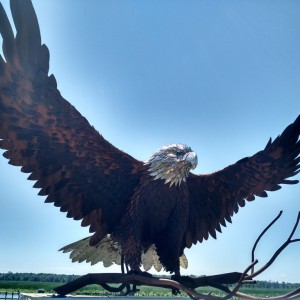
[{"xmin": 145, "ymin": 144, "xmax": 198, "ymax": 187}]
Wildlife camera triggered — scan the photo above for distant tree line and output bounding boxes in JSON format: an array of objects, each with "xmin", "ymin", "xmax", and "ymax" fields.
[
  {"xmin": 0, "ymin": 272, "xmax": 299, "ymax": 289},
  {"xmin": 0, "ymin": 272, "xmax": 78, "ymax": 283},
  {"xmin": 229, "ymin": 280, "xmax": 300, "ymax": 290}
]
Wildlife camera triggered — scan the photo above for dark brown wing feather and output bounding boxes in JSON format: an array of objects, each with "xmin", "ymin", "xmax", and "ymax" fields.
[
  {"xmin": 0, "ymin": 0, "xmax": 143, "ymax": 244},
  {"xmin": 185, "ymin": 115, "xmax": 300, "ymax": 248}
]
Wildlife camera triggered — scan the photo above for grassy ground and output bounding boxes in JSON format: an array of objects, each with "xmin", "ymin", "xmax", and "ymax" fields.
[{"xmin": 0, "ymin": 281, "xmax": 296, "ymax": 298}]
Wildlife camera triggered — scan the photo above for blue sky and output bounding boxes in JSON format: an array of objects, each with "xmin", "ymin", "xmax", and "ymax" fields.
[{"xmin": 0, "ymin": 0, "xmax": 300, "ymax": 282}]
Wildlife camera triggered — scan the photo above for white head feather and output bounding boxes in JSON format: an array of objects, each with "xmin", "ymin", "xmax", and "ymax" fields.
[{"xmin": 145, "ymin": 144, "xmax": 198, "ymax": 187}]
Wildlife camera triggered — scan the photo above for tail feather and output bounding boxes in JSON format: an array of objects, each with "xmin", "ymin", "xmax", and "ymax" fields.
[
  {"xmin": 60, "ymin": 235, "xmax": 188, "ymax": 272},
  {"xmin": 60, "ymin": 235, "xmax": 121, "ymax": 268}
]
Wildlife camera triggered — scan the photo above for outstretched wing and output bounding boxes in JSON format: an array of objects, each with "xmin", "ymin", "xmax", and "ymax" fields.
[
  {"xmin": 185, "ymin": 115, "xmax": 300, "ymax": 248},
  {"xmin": 0, "ymin": 0, "xmax": 143, "ymax": 244}
]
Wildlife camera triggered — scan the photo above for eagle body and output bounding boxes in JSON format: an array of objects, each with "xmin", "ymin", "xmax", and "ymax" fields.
[
  {"xmin": 117, "ymin": 172, "xmax": 190, "ymax": 273},
  {"xmin": 0, "ymin": 0, "xmax": 300, "ymax": 275}
]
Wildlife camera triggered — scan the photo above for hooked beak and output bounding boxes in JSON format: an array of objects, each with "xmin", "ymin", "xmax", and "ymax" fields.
[{"xmin": 183, "ymin": 151, "xmax": 198, "ymax": 170}]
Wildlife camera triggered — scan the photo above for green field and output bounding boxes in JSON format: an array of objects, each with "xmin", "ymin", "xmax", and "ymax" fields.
[{"xmin": 0, "ymin": 280, "xmax": 298, "ymax": 298}]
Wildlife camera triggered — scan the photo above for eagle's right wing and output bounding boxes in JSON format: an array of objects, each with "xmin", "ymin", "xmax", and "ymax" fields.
[
  {"xmin": 0, "ymin": 0, "xmax": 143, "ymax": 244},
  {"xmin": 185, "ymin": 114, "xmax": 300, "ymax": 248}
]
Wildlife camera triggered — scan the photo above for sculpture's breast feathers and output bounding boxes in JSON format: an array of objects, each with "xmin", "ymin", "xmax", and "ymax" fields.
[{"xmin": 145, "ymin": 144, "xmax": 198, "ymax": 187}]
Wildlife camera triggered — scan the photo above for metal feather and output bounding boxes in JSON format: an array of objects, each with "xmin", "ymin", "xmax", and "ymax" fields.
[{"xmin": 60, "ymin": 235, "xmax": 188, "ymax": 272}]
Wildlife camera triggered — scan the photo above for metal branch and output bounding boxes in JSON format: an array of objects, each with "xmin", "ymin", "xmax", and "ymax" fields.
[
  {"xmin": 287, "ymin": 211, "xmax": 300, "ymax": 240},
  {"xmin": 251, "ymin": 210, "xmax": 283, "ymax": 274},
  {"xmin": 247, "ymin": 211, "xmax": 300, "ymax": 279},
  {"xmin": 54, "ymin": 273, "xmax": 222, "ymax": 300},
  {"xmin": 53, "ymin": 271, "xmax": 300, "ymax": 300}
]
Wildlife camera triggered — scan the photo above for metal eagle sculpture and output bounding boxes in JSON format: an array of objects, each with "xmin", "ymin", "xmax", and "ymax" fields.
[{"xmin": 0, "ymin": 0, "xmax": 299, "ymax": 277}]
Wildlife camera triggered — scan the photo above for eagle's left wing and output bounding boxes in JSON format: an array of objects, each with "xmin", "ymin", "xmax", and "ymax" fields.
[
  {"xmin": 0, "ymin": 0, "xmax": 143, "ymax": 245},
  {"xmin": 184, "ymin": 115, "xmax": 300, "ymax": 248}
]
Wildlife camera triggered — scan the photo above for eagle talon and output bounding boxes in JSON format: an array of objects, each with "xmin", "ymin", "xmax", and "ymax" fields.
[
  {"xmin": 171, "ymin": 288, "xmax": 181, "ymax": 296},
  {"xmin": 171, "ymin": 274, "xmax": 182, "ymax": 296},
  {"xmin": 171, "ymin": 273, "xmax": 182, "ymax": 282},
  {"xmin": 127, "ymin": 269, "xmax": 153, "ymax": 278}
]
